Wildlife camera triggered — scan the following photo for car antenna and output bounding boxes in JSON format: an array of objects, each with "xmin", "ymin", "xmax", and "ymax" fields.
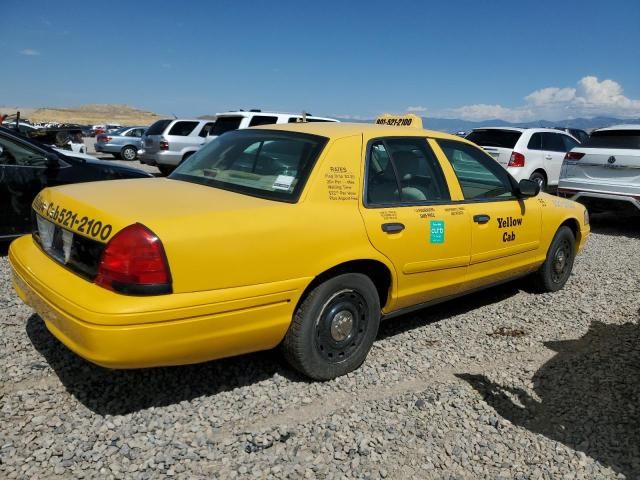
[{"xmin": 171, "ymin": 112, "xmax": 177, "ymax": 119}]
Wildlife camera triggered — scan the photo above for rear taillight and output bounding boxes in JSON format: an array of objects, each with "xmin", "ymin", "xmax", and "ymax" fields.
[
  {"xmin": 95, "ymin": 224, "xmax": 172, "ymax": 295},
  {"xmin": 97, "ymin": 135, "xmax": 111, "ymax": 143},
  {"xmin": 159, "ymin": 140, "xmax": 169, "ymax": 151},
  {"xmin": 508, "ymin": 151, "xmax": 525, "ymax": 167},
  {"xmin": 564, "ymin": 152, "xmax": 585, "ymax": 160}
]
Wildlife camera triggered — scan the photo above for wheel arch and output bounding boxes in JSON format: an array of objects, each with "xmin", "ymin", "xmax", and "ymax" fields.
[
  {"xmin": 560, "ymin": 217, "xmax": 581, "ymax": 247},
  {"xmin": 531, "ymin": 168, "xmax": 547, "ymax": 182},
  {"xmin": 297, "ymin": 259, "xmax": 394, "ymax": 313}
]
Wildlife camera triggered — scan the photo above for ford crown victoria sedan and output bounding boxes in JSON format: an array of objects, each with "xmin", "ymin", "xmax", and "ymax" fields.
[{"xmin": 9, "ymin": 120, "xmax": 590, "ymax": 380}]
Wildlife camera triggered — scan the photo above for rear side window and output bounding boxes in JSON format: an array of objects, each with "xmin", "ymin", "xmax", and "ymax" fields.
[
  {"xmin": 366, "ymin": 138, "xmax": 450, "ymax": 205},
  {"xmin": 585, "ymin": 130, "xmax": 640, "ymax": 149},
  {"xmin": 541, "ymin": 133, "xmax": 568, "ymax": 152},
  {"xmin": 466, "ymin": 129, "xmax": 522, "ymax": 149},
  {"xmin": 527, "ymin": 133, "xmax": 542, "ymax": 150},
  {"xmin": 437, "ymin": 140, "xmax": 513, "ymax": 200},
  {"xmin": 145, "ymin": 119, "xmax": 172, "ymax": 135},
  {"xmin": 211, "ymin": 116, "xmax": 243, "ymax": 136},
  {"xmin": 248, "ymin": 116, "xmax": 278, "ymax": 127},
  {"xmin": 168, "ymin": 121, "xmax": 199, "ymax": 136}
]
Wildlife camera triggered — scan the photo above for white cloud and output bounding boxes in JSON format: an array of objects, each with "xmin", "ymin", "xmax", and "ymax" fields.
[
  {"xmin": 439, "ymin": 76, "xmax": 640, "ymax": 122},
  {"xmin": 407, "ymin": 105, "xmax": 428, "ymax": 113},
  {"xmin": 19, "ymin": 49, "xmax": 40, "ymax": 56}
]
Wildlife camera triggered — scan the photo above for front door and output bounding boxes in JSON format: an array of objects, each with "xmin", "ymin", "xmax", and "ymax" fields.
[
  {"xmin": 358, "ymin": 137, "xmax": 471, "ymax": 311},
  {"xmin": 434, "ymin": 139, "xmax": 542, "ymax": 290}
]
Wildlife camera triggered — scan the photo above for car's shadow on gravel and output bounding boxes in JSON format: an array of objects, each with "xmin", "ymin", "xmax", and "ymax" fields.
[
  {"xmin": 25, "ymin": 314, "xmax": 308, "ymax": 416},
  {"xmin": 457, "ymin": 319, "xmax": 640, "ymax": 479},
  {"xmin": 589, "ymin": 212, "xmax": 640, "ymax": 239},
  {"xmin": 378, "ymin": 281, "xmax": 523, "ymax": 340}
]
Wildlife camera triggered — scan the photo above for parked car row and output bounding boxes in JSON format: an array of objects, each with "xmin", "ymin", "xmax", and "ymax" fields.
[{"xmin": 138, "ymin": 110, "xmax": 338, "ymax": 174}]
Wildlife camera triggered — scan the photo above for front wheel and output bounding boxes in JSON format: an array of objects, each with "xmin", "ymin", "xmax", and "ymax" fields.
[
  {"xmin": 532, "ymin": 226, "xmax": 575, "ymax": 292},
  {"xmin": 281, "ymin": 273, "xmax": 380, "ymax": 380}
]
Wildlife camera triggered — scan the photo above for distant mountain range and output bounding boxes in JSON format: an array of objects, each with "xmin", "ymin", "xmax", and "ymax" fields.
[{"xmin": 338, "ymin": 116, "xmax": 640, "ymax": 134}]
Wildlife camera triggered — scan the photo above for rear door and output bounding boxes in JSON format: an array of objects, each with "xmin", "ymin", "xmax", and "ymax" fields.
[
  {"xmin": 434, "ymin": 139, "xmax": 542, "ymax": 290},
  {"xmin": 358, "ymin": 137, "xmax": 471, "ymax": 310},
  {"xmin": 465, "ymin": 129, "xmax": 522, "ymax": 168},
  {"xmin": 541, "ymin": 132, "xmax": 573, "ymax": 186}
]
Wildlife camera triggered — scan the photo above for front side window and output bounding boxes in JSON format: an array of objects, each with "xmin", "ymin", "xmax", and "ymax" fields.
[
  {"xmin": 211, "ymin": 116, "xmax": 243, "ymax": 136},
  {"xmin": 437, "ymin": 140, "xmax": 513, "ymax": 200},
  {"xmin": 198, "ymin": 122, "xmax": 216, "ymax": 137},
  {"xmin": 366, "ymin": 138, "xmax": 450, "ymax": 206},
  {"xmin": 248, "ymin": 116, "xmax": 279, "ymax": 127},
  {"xmin": 168, "ymin": 121, "xmax": 198, "ymax": 136},
  {"xmin": 170, "ymin": 130, "xmax": 327, "ymax": 202}
]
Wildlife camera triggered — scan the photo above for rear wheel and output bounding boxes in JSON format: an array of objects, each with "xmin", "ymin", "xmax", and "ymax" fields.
[
  {"xmin": 121, "ymin": 146, "xmax": 137, "ymax": 161},
  {"xmin": 532, "ymin": 226, "xmax": 575, "ymax": 292},
  {"xmin": 281, "ymin": 273, "xmax": 380, "ymax": 380},
  {"xmin": 529, "ymin": 171, "xmax": 547, "ymax": 191}
]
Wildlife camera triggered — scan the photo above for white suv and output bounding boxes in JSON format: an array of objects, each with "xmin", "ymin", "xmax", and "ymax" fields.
[
  {"xmin": 205, "ymin": 110, "xmax": 338, "ymax": 143},
  {"xmin": 466, "ymin": 127, "xmax": 580, "ymax": 190}
]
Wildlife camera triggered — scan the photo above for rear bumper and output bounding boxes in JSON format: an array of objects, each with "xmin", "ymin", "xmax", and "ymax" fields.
[
  {"xmin": 139, "ymin": 151, "xmax": 181, "ymax": 166},
  {"xmin": 9, "ymin": 235, "xmax": 305, "ymax": 369},
  {"xmin": 558, "ymin": 186, "xmax": 640, "ymax": 212},
  {"xmin": 94, "ymin": 143, "xmax": 120, "ymax": 153}
]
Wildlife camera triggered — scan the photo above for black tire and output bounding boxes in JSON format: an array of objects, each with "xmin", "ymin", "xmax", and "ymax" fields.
[
  {"xmin": 281, "ymin": 273, "xmax": 380, "ymax": 380},
  {"xmin": 158, "ymin": 165, "xmax": 174, "ymax": 176},
  {"xmin": 111, "ymin": 153, "xmax": 122, "ymax": 160},
  {"xmin": 121, "ymin": 146, "xmax": 137, "ymax": 161},
  {"xmin": 532, "ymin": 226, "xmax": 575, "ymax": 292},
  {"xmin": 529, "ymin": 171, "xmax": 547, "ymax": 191}
]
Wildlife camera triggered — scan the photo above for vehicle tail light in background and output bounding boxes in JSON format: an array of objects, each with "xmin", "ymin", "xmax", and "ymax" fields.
[
  {"xmin": 508, "ymin": 151, "xmax": 525, "ymax": 167},
  {"xmin": 159, "ymin": 140, "xmax": 169, "ymax": 151},
  {"xmin": 564, "ymin": 152, "xmax": 585, "ymax": 160},
  {"xmin": 95, "ymin": 224, "xmax": 172, "ymax": 295},
  {"xmin": 97, "ymin": 135, "xmax": 111, "ymax": 143}
]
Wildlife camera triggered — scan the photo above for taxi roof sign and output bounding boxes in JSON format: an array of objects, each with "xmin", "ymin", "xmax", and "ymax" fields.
[{"xmin": 374, "ymin": 113, "xmax": 423, "ymax": 128}]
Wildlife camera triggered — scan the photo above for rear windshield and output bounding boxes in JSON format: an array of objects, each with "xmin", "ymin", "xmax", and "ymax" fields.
[
  {"xmin": 170, "ymin": 129, "xmax": 328, "ymax": 202},
  {"xmin": 145, "ymin": 119, "xmax": 172, "ymax": 135},
  {"xmin": 585, "ymin": 130, "xmax": 640, "ymax": 149},
  {"xmin": 466, "ymin": 129, "xmax": 522, "ymax": 149},
  {"xmin": 211, "ymin": 116, "xmax": 243, "ymax": 136}
]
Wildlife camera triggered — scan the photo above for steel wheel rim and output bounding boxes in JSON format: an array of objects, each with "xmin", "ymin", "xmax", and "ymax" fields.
[
  {"xmin": 314, "ymin": 289, "xmax": 368, "ymax": 363},
  {"xmin": 551, "ymin": 239, "xmax": 571, "ymax": 283}
]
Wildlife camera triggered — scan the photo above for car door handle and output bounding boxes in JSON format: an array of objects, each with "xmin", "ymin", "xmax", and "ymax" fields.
[
  {"xmin": 473, "ymin": 214, "xmax": 490, "ymax": 224},
  {"xmin": 545, "ymin": 155, "xmax": 553, "ymax": 160},
  {"xmin": 381, "ymin": 222, "xmax": 405, "ymax": 233}
]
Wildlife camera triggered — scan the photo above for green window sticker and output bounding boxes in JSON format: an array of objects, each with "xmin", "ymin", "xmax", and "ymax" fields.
[{"xmin": 430, "ymin": 220, "xmax": 445, "ymax": 244}]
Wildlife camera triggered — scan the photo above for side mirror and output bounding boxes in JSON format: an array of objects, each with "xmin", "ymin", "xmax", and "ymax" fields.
[
  {"xmin": 45, "ymin": 152, "xmax": 60, "ymax": 169},
  {"xmin": 517, "ymin": 178, "xmax": 540, "ymax": 198}
]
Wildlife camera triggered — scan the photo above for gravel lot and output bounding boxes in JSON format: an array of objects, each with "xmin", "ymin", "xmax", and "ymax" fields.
[{"xmin": 1, "ymin": 159, "xmax": 639, "ymax": 478}]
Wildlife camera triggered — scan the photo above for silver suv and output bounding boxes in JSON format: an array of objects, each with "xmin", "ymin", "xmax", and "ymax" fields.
[
  {"xmin": 139, "ymin": 119, "xmax": 215, "ymax": 174},
  {"xmin": 558, "ymin": 125, "xmax": 640, "ymax": 213}
]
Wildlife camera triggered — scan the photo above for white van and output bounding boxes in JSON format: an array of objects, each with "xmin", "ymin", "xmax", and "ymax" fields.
[{"xmin": 205, "ymin": 110, "xmax": 338, "ymax": 143}]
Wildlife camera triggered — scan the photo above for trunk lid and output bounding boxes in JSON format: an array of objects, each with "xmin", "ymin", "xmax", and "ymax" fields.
[
  {"xmin": 564, "ymin": 147, "xmax": 640, "ymax": 185},
  {"xmin": 32, "ymin": 178, "xmax": 295, "ymax": 292}
]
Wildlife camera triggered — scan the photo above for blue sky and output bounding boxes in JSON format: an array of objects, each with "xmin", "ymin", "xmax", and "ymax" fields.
[{"xmin": 1, "ymin": 0, "xmax": 639, "ymax": 121}]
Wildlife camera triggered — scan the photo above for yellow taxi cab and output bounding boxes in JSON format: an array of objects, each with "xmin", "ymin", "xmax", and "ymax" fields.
[{"xmin": 9, "ymin": 115, "xmax": 590, "ymax": 380}]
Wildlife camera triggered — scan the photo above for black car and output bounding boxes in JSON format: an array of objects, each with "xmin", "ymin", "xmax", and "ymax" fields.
[
  {"xmin": 554, "ymin": 127, "xmax": 590, "ymax": 144},
  {"xmin": 0, "ymin": 126, "xmax": 152, "ymax": 240}
]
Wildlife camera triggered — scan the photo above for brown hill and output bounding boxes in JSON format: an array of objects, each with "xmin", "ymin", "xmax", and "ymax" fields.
[{"xmin": 1, "ymin": 104, "xmax": 169, "ymax": 126}]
